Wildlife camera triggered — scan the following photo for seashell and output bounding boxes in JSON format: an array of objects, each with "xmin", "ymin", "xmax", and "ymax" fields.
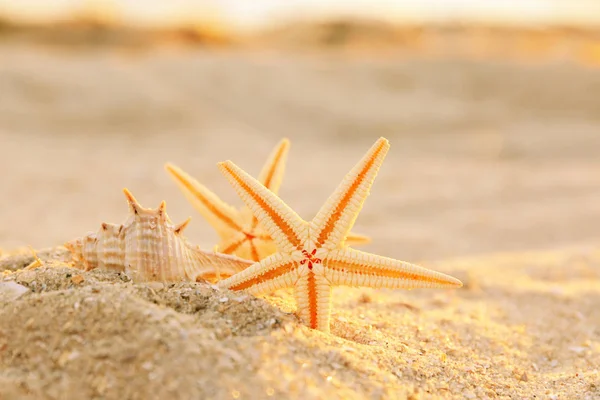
[{"xmin": 64, "ymin": 189, "xmax": 253, "ymax": 283}]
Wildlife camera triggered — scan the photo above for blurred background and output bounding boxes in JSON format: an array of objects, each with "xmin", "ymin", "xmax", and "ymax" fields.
[{"xmin": 1, "ymin": 1, "xmax": 600, "ymax": 262}]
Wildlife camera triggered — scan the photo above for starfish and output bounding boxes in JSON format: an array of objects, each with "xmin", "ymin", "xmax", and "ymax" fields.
[
  {"xmin": 165, "ymin": 138, "xmax": 370, "ymax": 262},
  {"xmin": 216, "ymin": 137, "xmax": 462, "ymax": 333}
]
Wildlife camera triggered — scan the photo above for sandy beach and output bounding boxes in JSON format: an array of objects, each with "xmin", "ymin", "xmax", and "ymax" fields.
[
  {"xmin": 1, "ymin": 246, "xmax": 598, "ymax": 399},
  {"xmin": 1, "ymin": 39, "xmax": 599, "ymax": 399}
]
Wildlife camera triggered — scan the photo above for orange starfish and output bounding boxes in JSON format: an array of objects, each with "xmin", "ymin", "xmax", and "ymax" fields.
[
  {"xmin": 165, "ymin": 139, "xmax": 370, "ymax": 262},
  {"xmin": 216, "ymin": 137, "xmax": 462, "ymax": 333}
]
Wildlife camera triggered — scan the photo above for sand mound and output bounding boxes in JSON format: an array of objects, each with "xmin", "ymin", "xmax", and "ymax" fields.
[{"xmin": 1, "ymin": 246, "xmax": 599, "ymax": 399}]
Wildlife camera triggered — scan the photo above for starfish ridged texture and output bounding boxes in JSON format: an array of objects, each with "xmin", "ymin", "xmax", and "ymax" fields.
[
  {"xmin": 165, "ymin": 139, "xmax": 370, "ymax": 262},
  {"xmin": 216, "ymin": 137, "xmax": 463, "ymax": 333}
]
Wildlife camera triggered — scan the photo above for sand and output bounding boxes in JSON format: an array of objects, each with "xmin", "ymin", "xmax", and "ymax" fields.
[
  {"xmin": 0, "ymin": 40, "xmax": 600, "ymax": 399},
  {"xmin": 0, "ymin": 246, "xmax": 598, "ymax": 399}
]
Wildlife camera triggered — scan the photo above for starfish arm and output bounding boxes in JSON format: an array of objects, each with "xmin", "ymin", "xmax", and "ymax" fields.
[
  {"xmin": 218, "ymin": 236, "xmax": 262, "ymax": 263},
  {"xmin": 165, "ymin": 163, "xmax": 242, "ymax": 238},
  {"xmin": 310, "ymin": 137, "xmax": 389, "ymax": 251},
  {"xmin": 189, "ymin": 248, "xmax": 254, "ymax": 282},
  {"xmin": 257, "ymin": 138, "xmax": 290, "ymax": 194},
  {"xmin": 294, "ymin": 272, "xmax": 333, "ymax": 333},
  {"xmin": 218, "ymin": 160, "xmax": 307, "ymax": 254},
  {"xmin": 217, "ymin": 232, "xmax": 247, "ymax": 255},
  {"xmin": 251, "ymin": 237, "xmax": 278, "ymax": 262},
  {"xmin": 217, "ymin": 253, "xmax": 300, "ymax": 296},
  {"xmin": 245, "ymin": 240, "xmax": 261, "ymax": 263},
  {"xmin": 343, "ymin": 232, "xmax": 371, "ymax": 247},
  {"xmin": 323, "ymin": 248, "xmax": 463, "ymax": 289}
]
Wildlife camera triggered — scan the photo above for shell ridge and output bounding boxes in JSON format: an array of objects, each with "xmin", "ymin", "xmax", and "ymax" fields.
[{"xmin": 65, "ymin": 189, "xmax": 250, "ymax": 283}]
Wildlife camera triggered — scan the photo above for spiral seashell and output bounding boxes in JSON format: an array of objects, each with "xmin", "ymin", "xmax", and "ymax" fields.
[{"xmin": 64, "ymin": 189, "xmax": 253, "ymax": 283}]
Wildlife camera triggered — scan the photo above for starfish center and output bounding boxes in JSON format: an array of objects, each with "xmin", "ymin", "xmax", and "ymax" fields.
[{"xmin": 300, "ymin": 249, "xmax": 322, "ymax": 270}]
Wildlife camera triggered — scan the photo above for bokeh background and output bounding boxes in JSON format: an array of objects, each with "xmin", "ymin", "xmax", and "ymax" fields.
[{"xmin": 1, "ymin": 1, "xmax": 600, "ymax": 263}]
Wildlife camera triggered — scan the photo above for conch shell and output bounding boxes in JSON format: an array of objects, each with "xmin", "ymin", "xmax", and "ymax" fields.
[{"xmin": 64, "ymin": 189, "xmax": 253, "ymax": 283}]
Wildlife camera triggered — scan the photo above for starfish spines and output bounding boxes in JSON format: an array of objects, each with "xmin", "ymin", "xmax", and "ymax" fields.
[
  {"xmin": 323, "ymin": 248, "xmax": 462, "ymax": 289},
  {"xmin": 217, "ymin": 160, "xmax": 307, "ymax": 253},
  {"xmin": 165, "ymin": 163, "xmax": 241, "ymax": 238},
  {"xmin": 312, "ymin": 137, "xmax": 390, "ymax": 251}
]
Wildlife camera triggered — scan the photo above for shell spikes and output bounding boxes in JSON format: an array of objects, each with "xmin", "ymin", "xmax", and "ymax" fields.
[{"xmin": 64, "ymin": 189, "xmax": 253, "ymax": 283}]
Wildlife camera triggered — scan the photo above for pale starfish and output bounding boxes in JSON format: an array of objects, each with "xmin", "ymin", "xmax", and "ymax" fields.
[
  {"xmin": 165, "ymin": 138, "xmax": 370, "ymax": 262},
  {"xmin": 216, "ymin": 137, "xmax": 462, "ymax": 333}
]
